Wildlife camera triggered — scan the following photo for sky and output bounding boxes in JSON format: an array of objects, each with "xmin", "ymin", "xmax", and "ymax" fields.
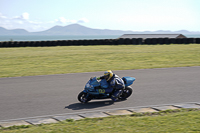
[{"xmin": 0, "ymin": 0, "xmax": 200, "ymax": 32}]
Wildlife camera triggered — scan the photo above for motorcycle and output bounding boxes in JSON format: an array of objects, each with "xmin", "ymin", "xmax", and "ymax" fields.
[{"xmin": 78, "ymin": 76, "xmax": 136, "ymax": 103}]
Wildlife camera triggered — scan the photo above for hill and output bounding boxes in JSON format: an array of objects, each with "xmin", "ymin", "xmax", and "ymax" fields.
[
  {"xmin": 0, "ymin": 27, "xmax": 29, "ymax": 35},
  {"xmin": 33, "ymin": 24, "xmax": 134, "ymax": 35},
  {"xmin": 0, "ymin": 24, "xmax": 200, "ymax": 35}
]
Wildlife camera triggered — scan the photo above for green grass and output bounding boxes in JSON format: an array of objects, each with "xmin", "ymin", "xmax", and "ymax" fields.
[
  {"xmin": 0, "ymin": 45, "xmax": 200, "ymax": 132},
  {"xmin": 1, "ymin": 109, "xmax": 200, "ymax": 133},
  {"xmin": 0, "ymin": 44, "xmax": 200, "ymax": 78}
]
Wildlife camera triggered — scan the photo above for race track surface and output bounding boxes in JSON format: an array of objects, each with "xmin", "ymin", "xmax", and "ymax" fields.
[{"xmin": 0, "ymin": 67, "xmax": 200, "ymax": 121}]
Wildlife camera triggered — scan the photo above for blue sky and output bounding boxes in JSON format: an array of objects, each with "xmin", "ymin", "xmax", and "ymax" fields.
[{"xmin": 0, "ymin": 0, "xmax": 200, "ymax": 32}]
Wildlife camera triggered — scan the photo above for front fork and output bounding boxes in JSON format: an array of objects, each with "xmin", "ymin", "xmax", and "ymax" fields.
[{"xmin": 83, "ymin": 90, "xmax": 91, "ymax": 100}]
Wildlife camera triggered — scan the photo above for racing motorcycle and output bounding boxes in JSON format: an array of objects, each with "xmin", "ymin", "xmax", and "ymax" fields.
[{"xmin": 78, "ymin": 76, "xmax": 135, "ymax": 103}]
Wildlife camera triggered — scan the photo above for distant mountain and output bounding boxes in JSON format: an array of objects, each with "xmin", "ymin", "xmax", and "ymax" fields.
[
  {"xmin": 0, "ymin": 27, "xmax": 29, "ymax": 35},
  {"xmin": 33, "ymin": 24, "xmax": 134, "ymax": 35},
  {"xmin": 0, "ymin": 24, "xmax": 200, "ymax": 35}
]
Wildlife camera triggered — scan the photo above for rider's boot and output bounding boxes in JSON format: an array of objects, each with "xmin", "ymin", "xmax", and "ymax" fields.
[{"xmin": 111, "ymin": 89, "xmax": 122, "ymax": 101}]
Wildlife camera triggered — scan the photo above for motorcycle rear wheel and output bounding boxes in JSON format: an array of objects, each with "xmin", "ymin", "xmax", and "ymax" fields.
[{"xmin": 119, "ymin": 86, "xmax": 133, "ymax": 100}]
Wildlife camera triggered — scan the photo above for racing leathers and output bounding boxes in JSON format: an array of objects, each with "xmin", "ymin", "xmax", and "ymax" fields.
[{"xmin": 99, "ymin": 74, "xmax": 125, "ymax": 101}]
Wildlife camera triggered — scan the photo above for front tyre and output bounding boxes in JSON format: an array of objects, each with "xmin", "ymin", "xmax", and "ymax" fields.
[
  {"xmin": 78, "ymin": 91, "xmax": 90, "ymax": 103},
  {"xmin": 119, "ymin": 86, "xmax": 133, "ymax": 100}
]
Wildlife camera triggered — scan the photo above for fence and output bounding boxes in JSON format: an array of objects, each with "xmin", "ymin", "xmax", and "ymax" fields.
[{"xmin": 0, "ymin": 38, "xmax": 199, "ymax": 47}]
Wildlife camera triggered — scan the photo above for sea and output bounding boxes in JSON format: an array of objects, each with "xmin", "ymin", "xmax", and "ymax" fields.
[
  {"xmin": 0, "ymin": 35, "xmax": 120, "ymax": 42},
  {"xmin": 0, "ymin": 34, "xmax": 200, "ymax": 42}
]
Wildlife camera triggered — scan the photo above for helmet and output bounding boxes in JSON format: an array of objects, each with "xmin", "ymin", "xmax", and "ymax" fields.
[{"xmin": 104, "ymin": 70, "xmax": 113, "ymax": 81}]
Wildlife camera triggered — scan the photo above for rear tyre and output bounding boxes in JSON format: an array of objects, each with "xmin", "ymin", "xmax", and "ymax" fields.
[
  {"xmin": 78, "ymin": 91, "xmax": 90, "ymax": 103},
  {"xmin": 119, "ymin": 86, "xmax": 133, "ymax": 100}
]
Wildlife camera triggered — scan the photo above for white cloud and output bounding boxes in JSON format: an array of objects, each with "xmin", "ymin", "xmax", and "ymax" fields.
[
  {"xmin": 78, "ymin": 18, "xmax": 89, "ymax": 23},
  {"xmin": 55, "ymin": 17, "xmax": 89, "ymax": 24},
  {"xmin": 0, "ymin": 12, "xmax": 90, "ymax": 32},
  {"xmin": 13, "ymin": 12, "xmax": 29, "ymax": 20},
  {"xmin": 0, "ymin": 13, "xmax": 7, "ymax": 19},
  {"xmin": 0, "ymin": 12, "xmax": 40, "ymax": 31},
  {"xmin": 57, "ymin": 17, "xmax": 68, "ymax": 23},
  {"xmin": 21, "ymin": 12, "xmax": 29, "ymax": 20}
]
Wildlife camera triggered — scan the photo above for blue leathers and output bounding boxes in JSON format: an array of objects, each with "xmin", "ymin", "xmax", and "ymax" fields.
[{"xmin": 99, "ymin": 74, "xmax": 125, "ymax": 101}]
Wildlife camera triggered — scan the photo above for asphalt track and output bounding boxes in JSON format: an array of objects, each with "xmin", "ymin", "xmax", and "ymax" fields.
[{"xmin": 0, "ymin": 67, "xmax": 200, "ymax": 121}]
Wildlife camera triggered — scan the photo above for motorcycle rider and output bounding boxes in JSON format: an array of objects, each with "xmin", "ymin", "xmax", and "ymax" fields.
[{"xmin": 97, "ymin": 70, "xmax": 125, "ymax": 101}]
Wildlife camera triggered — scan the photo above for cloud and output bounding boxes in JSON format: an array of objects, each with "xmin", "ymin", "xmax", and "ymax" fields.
[
  {"xmin": 78, "ymin": 18, "xmax": 89, "ymax": 23},
  {"xmin": 21, "ymin": 12, "xmax": 29, "ymax": 20},
  {"xmin": 59, "ymin": 17, "xmax": 76, "ymax": 23},
  {"xmin": 0, "ymin": 12, "xmax": 42, "ymax": 31},
  {"xmin": 0, "ymin": 13, "xmax": 7, "ymax": 19},
  {"xmin": 56, "ymin": 17, "xmax": 68, "ymax": 23},
  {"xmin": 13, "ymin": 12, "xmax": 29, "ymax": 20},
  {"xmin": 55, "ymin": 17, "xmax": 89, "ymax": 24},
  {"xmin": 0, "ymin": 12, "xmax": 89, "ymax": 31}
]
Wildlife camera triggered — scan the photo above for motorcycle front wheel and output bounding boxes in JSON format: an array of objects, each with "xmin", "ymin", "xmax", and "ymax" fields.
[
  {"xmin": 78, "ymin": 91, "xmax": 91, "ymax": 103},
  {"xmin": 119, "ymin": 86, "xmax": 133, "ymax": 100}
]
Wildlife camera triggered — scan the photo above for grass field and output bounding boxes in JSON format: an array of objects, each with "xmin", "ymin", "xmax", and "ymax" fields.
[
  {"xmin": 1, "ymin": 109, "xmax": 200, "ymax": 133},
  {"xmin": 0, "ymin": 44, "xmax": 200, "ymax": 78},
  {"xmin": 0, "ymin": 44, "xmax": 200, "ymax": 132}
]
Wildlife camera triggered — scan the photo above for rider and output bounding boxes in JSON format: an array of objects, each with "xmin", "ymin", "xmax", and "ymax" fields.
[{"xmin": 97, "ymin": 70, "xmax": 125, "ymax": 101}]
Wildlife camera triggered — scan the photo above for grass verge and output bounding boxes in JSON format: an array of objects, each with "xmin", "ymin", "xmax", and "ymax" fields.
[
  {"xmin": 1, "ymin": 109, "xmax": 200, "ymax": 133},
  {"xmin": 0, "ymin": 44, "xmax": 200, "ymax": 78}
]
